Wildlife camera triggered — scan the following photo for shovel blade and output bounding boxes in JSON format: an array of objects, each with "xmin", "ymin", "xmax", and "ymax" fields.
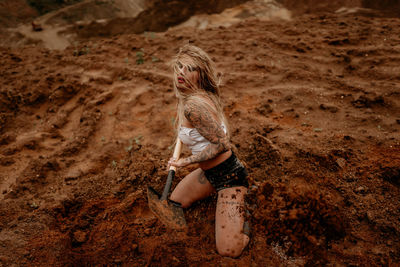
[{"xmin": 147, "ymin": 186, "xmax": 187, "ymax": 230}]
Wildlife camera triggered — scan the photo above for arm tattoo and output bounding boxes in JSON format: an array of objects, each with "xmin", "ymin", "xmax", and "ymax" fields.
[{"xmin": 183, "ymin": 101, "xmax": 231, "ymax": 164}]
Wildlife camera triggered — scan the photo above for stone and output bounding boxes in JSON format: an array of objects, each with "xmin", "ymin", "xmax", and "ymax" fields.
[
  {"xmin": 336, "ymin": 158, "xmax": 346, "ymax": 168},
  {"xmin": 73, "ymin": 230, "xmax": 87, "ymax": 243}
]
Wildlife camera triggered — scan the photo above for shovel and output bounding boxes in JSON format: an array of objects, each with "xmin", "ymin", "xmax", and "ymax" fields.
[{"xmin": 147, "ymin": 138, "xmax": 187, "ymax": 230}]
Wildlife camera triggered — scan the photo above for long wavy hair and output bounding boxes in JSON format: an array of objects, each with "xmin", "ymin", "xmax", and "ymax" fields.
[{"xmin": 172, "ymin": 44, "xmax": 229, "ymax": 137}]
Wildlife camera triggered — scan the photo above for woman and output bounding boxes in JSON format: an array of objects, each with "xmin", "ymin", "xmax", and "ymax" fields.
[{"xmin": 167, "ymin": 44, "xmax": 250, "ymax": 258}]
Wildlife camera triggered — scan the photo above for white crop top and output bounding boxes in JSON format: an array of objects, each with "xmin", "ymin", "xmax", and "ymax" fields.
[{"xmin": 178, "ymin": 123, "xmax": 227, "ymax": 155}]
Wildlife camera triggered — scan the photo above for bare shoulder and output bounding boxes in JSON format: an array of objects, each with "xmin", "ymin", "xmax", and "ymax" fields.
[
  {"xmin": 183, "ymin": 98, "xmax": 215, "ymax": 125},
  {"xmin": 183, "ymin": 98, "xmax": 227, "ymax": 144},
  {"xmin": 184, "ymin": 99, "xmax": 204, "ymax": 120}
]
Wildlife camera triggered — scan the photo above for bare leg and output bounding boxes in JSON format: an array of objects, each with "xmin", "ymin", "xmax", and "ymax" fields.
[
  {"xmin": 170, "ymin": 168, "xmax": 215, "ymax": 208},
  {"xmin": 215, "ymin": 186, "xmax": 249, "ymax": 258}
]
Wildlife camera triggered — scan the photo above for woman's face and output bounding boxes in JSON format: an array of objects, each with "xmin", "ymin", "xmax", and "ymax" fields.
[{"xmin": 175, "ymin": 55, "xmax": 199, "ymax": 92}]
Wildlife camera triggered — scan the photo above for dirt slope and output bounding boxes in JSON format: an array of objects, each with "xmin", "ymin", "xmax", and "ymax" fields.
[
  {"xmin": 279, "ymin": 0, "xmax": 400, "ymax": 16},
  {"xmin": 1, "ymin": 0, "xmax": 250, "ymax": 49},
  {"xmin": 0, "ymin": 2, "xmax": 400, "ymax": 266}
]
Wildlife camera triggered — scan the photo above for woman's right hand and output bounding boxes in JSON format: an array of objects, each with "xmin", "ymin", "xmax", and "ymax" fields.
[{"xmin": 167, "ymin": 157, "xmax": 176, "ymax": 171}]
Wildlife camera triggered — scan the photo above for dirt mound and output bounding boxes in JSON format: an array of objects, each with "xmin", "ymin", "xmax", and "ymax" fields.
[
  {"xmin": 0, "ymin": 3, "xmax": 400, "ymax": 266},
  {"xmin": 362, "ymin": 0, "xmax": 400, "ymax": 16},
  {"xmin": 0, "ymin": 0, "xmax": 37, "ymax": 28},
  {"xmin": 278, "ymin": 0, "xmax": 362, "ymax": 15},
  {"xmin": 252, "ymin": 181, "xmax": 346, "ymax": 261},
  {"xmin": 0, "ymin": 0, "xmax": 85, "ymax": 29},
  {"xmin": 2, "ymin": 0, "xmax": 250, "ymax": 49},
  {"xmin": 279, "ymin": 0, "xmax": 400, "ymax": 16}
]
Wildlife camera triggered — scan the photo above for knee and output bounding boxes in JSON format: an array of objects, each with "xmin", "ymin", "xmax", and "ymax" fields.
[
  {"xmin": 169, "ymin": 192, "xmax": 191, "ymax": 208},
  {"xmin": 216, "ymin": 245, "xmax": 243, "ymax": 258},
  {"xmin": 216, "ymin": 235, "xmax": 249, "ymax": 258},
  {"xmin": 217, "ymin": 249, "xmax": 239, "ymax": 258},
  {"xmin": 176, "ymin": 200, "xmax": 191, "ymax": 209}
]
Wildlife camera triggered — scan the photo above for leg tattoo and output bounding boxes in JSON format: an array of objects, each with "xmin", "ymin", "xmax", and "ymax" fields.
[{"xmin": 198, "ymin": 172, "xmax": 208, "ymax": 184}]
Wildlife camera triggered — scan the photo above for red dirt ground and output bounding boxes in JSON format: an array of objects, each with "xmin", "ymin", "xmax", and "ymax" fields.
[{"xmin": 0, "ymin": 2, "xmax": 399, "ymax": 266}]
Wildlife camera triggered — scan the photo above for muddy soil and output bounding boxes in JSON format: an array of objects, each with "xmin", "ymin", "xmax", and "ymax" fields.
[{"xmin": 0, "ymin": 1, "xmax": 400, "ymax": 266}]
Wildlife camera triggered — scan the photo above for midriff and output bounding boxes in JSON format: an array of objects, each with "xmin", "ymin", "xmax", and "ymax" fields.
[{"xmin": 199, "ymin": 149, "xmax": 232, "ymax": 171}]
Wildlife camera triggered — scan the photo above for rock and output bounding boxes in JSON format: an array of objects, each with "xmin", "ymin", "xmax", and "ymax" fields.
[
  {"xmin": 73, "ymin": 230, "xmax": 87, "ymax": 243},
  {"xmin": 29, "ymin": 202, "xmax": 39, "ymax": 209},
  {"xmin": 336, "ymin": 158, "xmax": 346, "ymax": 168},
  {"xmin": 64, "ymin": 169, "xmax": 81, "ymax": 182},
  {"xmin": 256, "ymin": 103, "xmax": 273, "ymax": 116},
  {"xmin": 319, "ymin": 103, "xmax": 339, "ymax": 113},
  {"xmin": 366, "ymin": 211, "xmax": 375, "ymax": 222},
  {"xmin": 354, "ymin": 186, "xmax": 366, "ymax": 194},
  {"xmin": 235, "ymin": 54, "xmax": 244, "ymax": 60},
  {"xmin": 31, "ymin": 21, "xmax": 43, "ymax": 31},
  {"xmin": 144, "ymin": 228, "xmax": 151, "ymax": 235},
  {"xmin": 343, "ymin": 135, "xmax": 354, "ymax": 141}
]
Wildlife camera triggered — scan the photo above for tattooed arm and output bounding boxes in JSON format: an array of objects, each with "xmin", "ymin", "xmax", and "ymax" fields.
[{"xmin": 169, "ymin": 100, "xmax": 231, "ymax": 167}]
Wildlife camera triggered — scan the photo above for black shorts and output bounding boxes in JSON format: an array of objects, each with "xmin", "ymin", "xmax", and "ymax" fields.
[{"xmin": 203, "ymin": 152, "xmax": 249, "ymax": 192}]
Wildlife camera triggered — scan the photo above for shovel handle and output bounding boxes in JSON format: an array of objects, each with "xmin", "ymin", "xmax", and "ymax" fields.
[
  {"xmin": 169, "ymin": 138, "xmax": 182, "ymax": 172},
  {"xmin": 161, "ymin": 138, "xmax": 182, "ymax": 200}
]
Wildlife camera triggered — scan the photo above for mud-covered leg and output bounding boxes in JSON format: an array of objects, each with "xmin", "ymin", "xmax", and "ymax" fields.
[{"xmin": 215, "ymin": 186, "xmax": 249, "ymax": 258}]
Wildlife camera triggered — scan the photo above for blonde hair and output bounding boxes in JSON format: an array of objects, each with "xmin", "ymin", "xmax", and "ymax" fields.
[{"xmin": 172, "ymin": 44, "xmax": 229, "ymax": 137}]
